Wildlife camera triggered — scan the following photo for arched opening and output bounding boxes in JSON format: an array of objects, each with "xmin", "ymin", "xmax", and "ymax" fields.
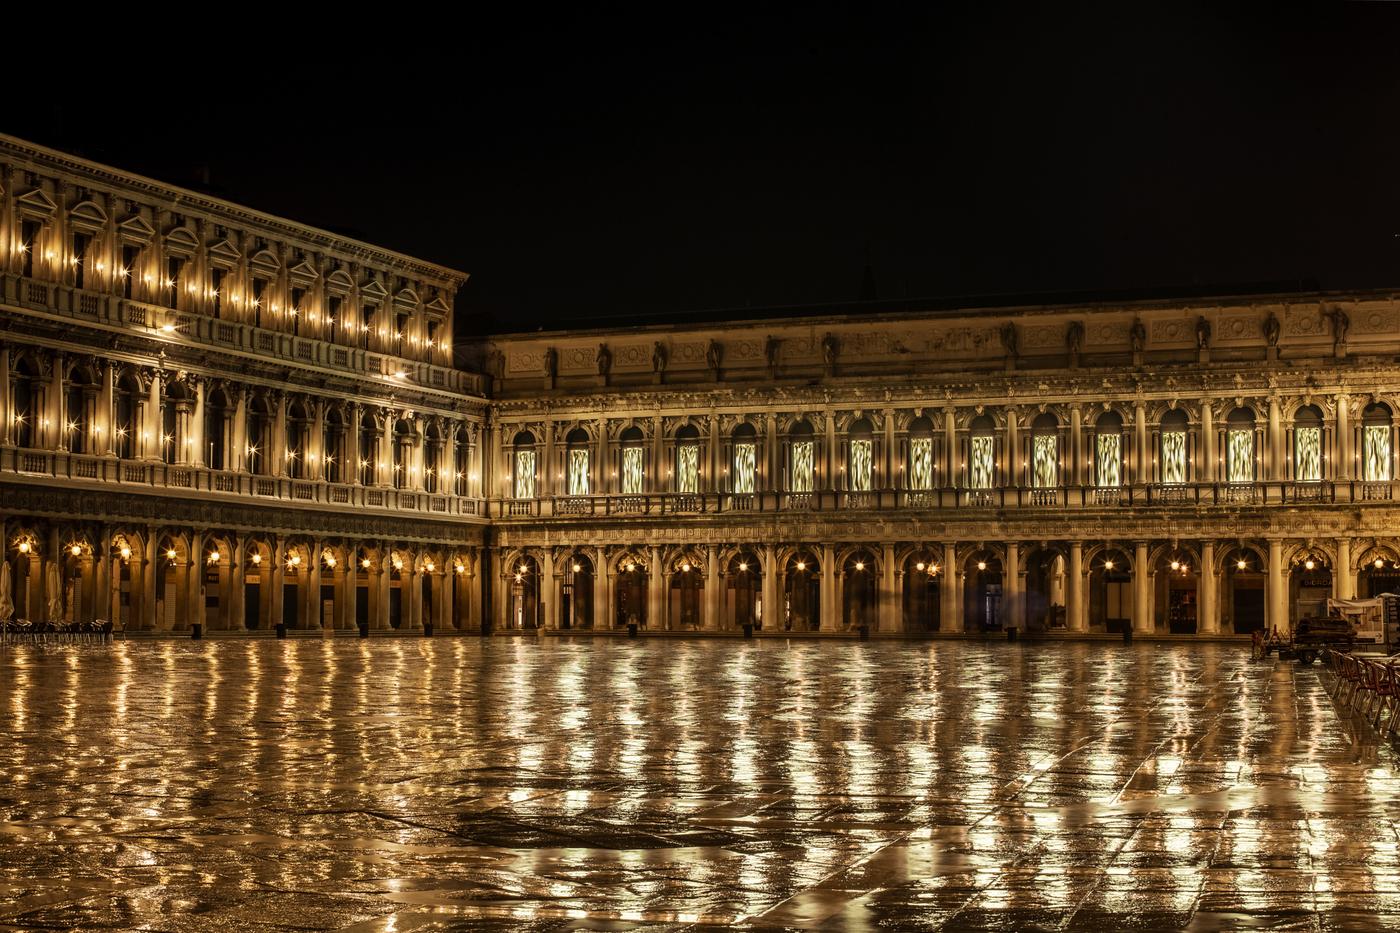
[
  {"xmin": 841, "ymin": 548, "xmax": 878, "ymax": 629},
  {"xmin": 730, "ymin": 422, "xmax": 758, "ymax": 494},
  {"xmin": 1156, "ymin": 547, "xmax": 1198, "ymax": 634},
  {"xmin": 562, "ymin": 553, "xmax": 594, "ymax": 629},
  {"xmin": 669, "ymin": 555, "xmax": 703, "ymax": 630},
  {"xmin": 784, "ymin": 551, "xmax": 821, "ymax": 631},
  {"xmin": 1159, "ymin": 409, "xmax": 1189, "ymax": 484},
  {"xmin": 424, "ymin": 421, "xmax": 443, "ymax": 493},
  {"xmin": 1221, "ymin": 546, "xmax": 1267, "ymax": 634},
  {"xmin": 726, "ymin": 552, "xmax": 762, "ymax": 629},
  {"xmin": 511, "ymin": 430, "xmax": 537, "ymax": 499},
  {"xmin": 618, "ymin": 425, "xmax": 644, "ymax": 495},
  {"xmin": 205, "ymin": 387, "xmax": 232, "ymax": 471},
  {"xmin": 359, "ymin": 412, "xmax": 379, "ymax": 485},
  {"xmin": 388, "ymin": 550, "xmax": 409, "ymax": 628},
  {"xmin": 65, "ymin": 364, "xmax": 97, "ymax": 455},
  {"xmin": 1030, "ymin": 413, "xmax": 1059, "ymax": 489},
  {"xmin": 568, "ymin": 426, "xmax": 593, "ymax": 495},
  {"xmin": 1293, "ymin": 405, "xmax": 1324, "ymax": 483},
  {"xmin": 1358, "ymin": 549, "xmax": 1400, "ymax": 599},
  {"xmin": 962, "ymin": 550, "xmax": 1003, "ymax": 631},
  {"xmin": 354, "ymin": 546, "xmax": 376, "ymax": 630},
  {"xmin": 243, "ymin": 541, "xmax": 272, "ymax": 629},
  {"xmin": 1362, "ymin": 403, "xmax": 1393, "ymax": 482},
  {"xmin": 614, "ymin": 554, "xmax": 647, "ymax": 628},
  {"xmin": 153, "ymin": 535, "xmax": 185, "ymax": 630},
  {"xmin": 901, "ymin": 551, "xmax": 942, "ymax": 632},
  {"xmin": 787, "ymin": 421, "xmax": 816, "ymax": 492},
  {"xmin": 968, "ymin": 415, "xmax": 996, "ymax": 489},
  {"xmin": 392, "ymin": 419, "xmax": 412, "ymax": 489},
  {"xmin": 281, "ymin": 542, "xmax": 309, "ymax": 629},
  {"xmin": 1088, "ymin": 547, "xmax": 1133, "ymax": 634},
  {"xmin": 1022, "ymin": 545, "xmax": 1067, "ymax": 632},
  {"xmin": 114, "ymin": 370, "xmax": 140, "ymax": 459},
  {"xmin": 10, "ymin": 356, "xmax": 39, "ymax": 450},
  {"xmin": 323, "ymin": 406, "xmax": 345, "ymax": 483},
  {"xmin": 286, "ymin": 399, "xmax": 310, "ymax": 479},
  {"xmin": 1290, "ymin": 549, "xmax": 1332, "ymax": 626},
  {"xmin": 674, "ymin": 423, "xmax": 701, "ymax": 493},
  {"xmin": 159, "ymin": 381, "xmax": 185, "ymax": 465},
  {"xmin": 1226, "ymin": 408, "xmax": 1257, "ymax": 484},
  {"xmin": 202, "ymin": 536, "xmax": 232, "ymax": 630},
  {"xmin": 847, "ymin": 418, "xmax": 874, "ymax": 491},
  {"xmin": 1093, "ymin": 411, "xmax": 1124, "ymax": 487},
  {"xmin": 247, "ymin": 395, "xmax": 274, "ymax": 476},
  {"xmin": 906, "ymin": 415, "xmax": 936, "ymax": 492}
]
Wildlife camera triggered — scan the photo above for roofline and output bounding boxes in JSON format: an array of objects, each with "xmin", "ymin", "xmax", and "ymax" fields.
[
  {"xmin": 478, "ymin": 282, "xmax": 1396, "ymax": 340},
  {"xmin": 0, "ymin": 133, "xmax": 470, "ymax": 286}
]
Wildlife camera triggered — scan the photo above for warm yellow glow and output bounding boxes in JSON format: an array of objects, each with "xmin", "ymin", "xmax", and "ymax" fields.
[
  {"xmin": 572, "ymin": 563, "xmax": 581, "ymax": 573},
  {"xmin": 18, "ymin": 541, "xmax": 30, "ymax": 554},
  {"xmin": 626, "ymin": 562, "xmax": 636, "ymax": 572},
  {"xmin": 1305, "ymin": 558, "xmax": 1316, "ymax": 571},
  {"xmin": 425, "ymin": 561, "xmax": 436, "ymax": 572},
  {"xmin": 977, "ymin": 560, "xmax": 987, "ymax": 571},
  {"xmin": 738, "ymin": 562, "xmax": 748, "ymax": 572},
  {"xmin": 681, "ymin": 562, "xmax": 691, "ymax": 572},
  {"xmin": 166, "ymin": 548, "xmax": 177, "ymax": 560},
  {"xmin": 855, "ymin": 561, "xmax": 865, "ymax": 571},
  {"xmin": 361, "ymin": 558, "xmax": 371, "ymax": 569},
  {"xmin": 251, "ymin": 553, "xmax": 262, "ymax": 565},
  {"xmin": 796, "ymin": 561, "xmax": 806, "ymax": 571},
  {"xmin": 1238, "ymin": 559, "xmax": 1248, "ymax": 570},
  {"xmin": 325, "ymin": 555, "xmax": 336, "ymax": 568},
  {"xmin": 119, "ymin": 545, "xmax": 132, "ymax": 560},
  {"xmin": 290, "ymin": 554, "xmax": 302, "ymax": 567},
  {"xmin": 455, "ymin": 563, "xmax": 466, "ymax": 574},
  {"xmin": 1170, "ymin": 559, "xmax": 1180, "ymax": 571},
  {"xmin": 916, "ymin": 561, "xmax": 925, "ymax": 571},
  {"xmin": 70, "ymin": 544, "xmax": 82, "ymax": 556},
  {"xmin": 1377, "ymin": 558, "xmax": 1386, "ymax": 569},
  {"xmin": 1104, "ymin": 559, "xmax": 1114, "ymax": 570},
  {"xmin": 208, "ymin": 551, "xmax": 221, "ymax": 563}
]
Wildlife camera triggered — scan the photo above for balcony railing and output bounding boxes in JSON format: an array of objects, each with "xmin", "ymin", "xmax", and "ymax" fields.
[
  {"xmin": 0, "ymin": 448, "xmax": 484, "ymax": 518},
  {"xmin": 1, "ymin": 273, "xmax": 484, "ymax": 397}
]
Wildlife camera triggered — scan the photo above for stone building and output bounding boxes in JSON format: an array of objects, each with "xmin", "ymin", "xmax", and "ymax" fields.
[{"xmin": 3, "ymin": 132, "xmax": 1399, "ymax": 637}]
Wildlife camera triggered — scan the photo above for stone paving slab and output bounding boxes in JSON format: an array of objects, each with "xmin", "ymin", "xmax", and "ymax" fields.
[{"xmin": 0, "ymin": 639, "xmax": 1394, "ymax": 930}]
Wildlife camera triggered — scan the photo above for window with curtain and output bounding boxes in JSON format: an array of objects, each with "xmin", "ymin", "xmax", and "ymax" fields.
[
  {"xmin": 791, "ymin": 440, "xmax": 814, "ymax": 492},
  {"xmin": 568, "ymin": 448, "xmax": 590, "ymax": 495},
  {"xmin": 1032, "ymin": 435, "xmax": 1057, "ymax": 488},
  {"xmin": 970, "ymin": 435, "xmax": 995, "ymax": 488},
  {"xmin": 909, "ymin": 437, "xmax": 933, "ymax": 489},
  {"xmin": 622, "ymin": 446, "xmax": 644, "ymax": 493},
  {"xmin": 1227, "ymin": 430, "xmax": 1254, "ymax": 483},
  {"xmin": 1096, "ymin": 433, "xmax": 1121, "ymax": 487},
  {"xmin": 1295, "ymin": 427, "xmax": 1321, "ymax": 481},
  {"xmin": 1365, "ymin": 425, "xmax": 1391, "ymax": 481},
  {"xmin": 733, "ymin": 442, "xmax": 756, "ymax": 493},
  {"xmin": 676, "ymin": 443, "xmax": 699, "ymax": 493},
  {"xmin": 849, "ymin": 439, "xmax": 872, "ymax": 491},
  {"xmin": 1161, "ymin": 431, "xmax": 1187, "ymax": 484},
  {"xmin": 514, "ymin": 450, "xmax": 535, "ymax": 499}
]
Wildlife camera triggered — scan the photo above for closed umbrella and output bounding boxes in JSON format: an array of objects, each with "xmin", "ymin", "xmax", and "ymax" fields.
[
  {"xmin": 0, "ymin": 561, "xmax": 12, "ymax": 623},
  {"xmin": 46, "ymin": 561, "xmax": 62, "ymax": 624}
]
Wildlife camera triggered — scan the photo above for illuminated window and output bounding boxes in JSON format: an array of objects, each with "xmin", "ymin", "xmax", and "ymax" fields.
[
  {"xmin": 850, "ymin": 439, "xmax": 872, "ymax": 491},
  {"xmin": 1032, "ymin": 434, "xmax": 1057, "ymax": 487},
  {"xmin": 676, "ymin": 443, "xmax": 699, "ymax": 493},
  {"xmin": 1295, "ymin": 427, "xmax": 1321, "ymax": 482},
  {"xmin": 514, "ymin": 449, "xmax": 535, "ymax": 499},
  {"xmin": 970, "ymin": 435, "xmax": 995, "ymax": 488},
  {"xmin": 1228, "ymin": 430, "xmax": 1254, "ymax": 483},
  {"xmin": 734, "ymin": 442, "xmax": 756, "ymax": 494},
  {"xmin": 569, "ymin": 448, "xmax": 591, "ymax": 495},
  {"xmin": 1096, "ymin": 433, "xmax": 1121, "ymax": 487},
  {"xmin": 621, "ymin": 446, "xmax": 644, "ymax": 494},
  {"xmin": 1161, "ymin": 432, "xmax": 1187, "ymax": 484},
  {"xmin": 909, "ymin": 436, "xmax": 933, "ymax": 489},
  {"xmin": 1365, "ymin": 425, "xmax": 1391, "ymax": 482},
  {"xmin": 791, "ymin": 440, "xmax": 815, "ymax": 492}
]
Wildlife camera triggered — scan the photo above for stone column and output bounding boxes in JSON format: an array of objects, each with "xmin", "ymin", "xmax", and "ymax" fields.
[
  {"xmin": 229, "ymin": 539, "xmax": 246, "ymax": 631},
  {"xmin": 1198, "ymin": 540, "xmax": 1218, "ymax": 634},
  {"xmin": 542, "ymin": 549, "xmax": 557, "ymax": 630},
  {"xmin": 142, "ymin": 531, "xmax": 157, "ymax": 629},
  {"xmin": 1268, "ymin": 396, "xmax": 1283, "ymax": 481},
  {"xmin": 820, "ymin": 543, "xmax": 837, "ymax": 631},
  {"xmin": 943, "ymin": 407, "xmax": 957, "ymax": 488},
  {"xmin": 405, "ymin": 565, "xmax": 421, "ymax": 630},
  {"xmin": 1268, "ymin": 539, "xmax": 1288, "ymax": 636},
  {"xmin": 1134, "ymin": 402, "xmax": 1148, "ymax": 485},
  {"xmin": 376, "ymin": 547, "xmax": 392, "ymax": 629},
  {"xmin": 191, "ymin": 378, "xmax": 205, "ymax": 467},
  {"xmin": 341, "ymin": 554, "xmax": 357, "ymax": 629},
  {"xmin": 1005, "ymin": 541, "xmax": 1021, "ymax": 630},
  {"xmin": 308, "ymin": 543, "xmax": 324, "ymax": 629},
  {"xmin": 648, "ymin": 545, "xmax": 664, "ymax": 629},
  {"xmin": 0, "ymin": 343, "xmax": 10, "ymax": 446},
  {"xmin": 145, "ymin": 371, "xmax": 161, "ymax": 460},
  {"xmin": 594, "ymin": 546, "xmax": 609, "ymax": 629},
  {"xmin": 50, "ymin": 350, "xmax": 66, "ymax": 451},
  {"xmin": 1070, "ymin": 405, "xmax": 1083, "ymax": 488},
  {"xmin": 272, "ymin": 394, "xmax": 288, "ymax": 477},
  {"xmin": 186, "ymin": 530, "xmax": 203, "ymax": 629},
  {"xmin": 760, "ymin": 544, "xmax": 778, "ymax": 631},
  {"xmin": 704, "ymin": 545, "xmax": 720, "ymax": 630},
  {"xmin": 1005, "ymin": 408, "xmax": 1019, "ymax": 489},
  {"xmin": 1200, "ymin": 400, "xmax": 1214, "ymax": 484},
  {"xmin": 1337, "ymin": 394, "xmax": 1351, "ymax": 481},
  {"xmin": 1336, "ymin": 537, "xmax": 1354, "ymax": 600},
  {"xmin": 98, "ymin": 361, "xmax": 114, "ymax": 455},
  {"xmin": 94, "ymin": 525, "xmax": 110, "ymax": 623},
  {"xmin": 940, "ymin": 541, "xmax": 959, "ymax": 632},
  {"xmin": 270, "ymin": 538, "xmax": 286, "ymax": 627},
  {"xmin": 1133, "ymin": 541, "xmax": 1151, "ymax": 634},
  {"xmin": 880, "ymin": 542, "xmax": 897, "ymax": 632},
  {"xmin": 1067, "ymin": 541, "xmax": 1085, "ymax": 632}
]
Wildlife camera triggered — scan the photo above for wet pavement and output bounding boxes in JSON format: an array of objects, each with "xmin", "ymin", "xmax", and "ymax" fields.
[{"xmin": 0, "ymin": 639, "xmax": 1396, "ymax": 931}]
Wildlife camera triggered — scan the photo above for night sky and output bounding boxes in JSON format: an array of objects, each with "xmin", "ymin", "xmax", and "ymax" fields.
[{"xmin": 12, "ymin": 7, "xmax": 1399, "ymax": 338}]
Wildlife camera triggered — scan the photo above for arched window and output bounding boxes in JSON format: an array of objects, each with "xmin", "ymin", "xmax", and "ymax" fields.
[
  {"xmin": 788, "ymin": 420, "xmax": 815, "ymax": 492},
  {"xmin": 848, "ymin": 417, "xmax": 874, "ymax": 491},
  {"xmin": 1363, "ymin": 403, "xmax": 1393, "ymax": 482},
  {"xmin": 512, "ymin": 430, "xmax": 536, "ymax": 499},
  {"xmin": 323, "ymin": 407, "xmax": 344, "ymax": 483},
  {"xmin": 286, "ymin": 400, "xmax": 310, "ymax": 479},
  {"xmin": 969, "ymin": 415, "xmax": 996, "ymax": 489},
  {"xmin": 1094, "ymin": 411, "xmax": 1123, "ymax": 487},
  {"xmin": 424, "ymin": 421, "xmax": 442, "ymax": 493},
  {"xmin": 206, "ymin": 387, "xmax": 231, "ymax": 471},
  {"xmin": 618, "ymin": 426, "xmax": 643, "ymax": 494},
  {"xmin": 675, "ymin": 424, "xmax": 700, "ymax": 493},
  {"xmin": 732, "ymin": 422, "xmax": 757, "ymax": 494},
  {"xmin": 1294, "ymin": 405, "xmax": 1323, "ymax": 482},
  {"xmin": 392, "ymin": 419, "xmax": 412, "ymax": 489},
  {"xmin": 247, "ymin": 396, "xmax": 273, "ymax": 476},
  {"xmin": 1227, "ymin": 408, "xmax": 1256, "ymax": 483},
  {"xmin": 11, "ymin": 356, "xmax": 39, "ymax": 449},
  {"xmin": 454, "ymin": 425, "xmax": 470, "ymax": 496},
  {"xmin": 567, "ymin": 427, "xmax": 592, "ymax": 495},
  {"xmin": 907, "ymin": 415, "xmax": 935, "ymax": 490},
  {"xmin": 1031, "ymin": 413, "xmax": 1058, "ymax": 488},
  {"xmin": 160, "ymin": 381, "xmax": 182, "ymax": 465},
  {"xmin": 358, "ymin": 412, "xmax": 378, "ymax": 485},
  {"xmin": 1160, "ymin": 409, "xmax": 1189, "ymax": 484},
  {"xmin": 113, "ymin": 370, "xmax": 139, "ymax": 459},
  {"xmin": 65, "ymin": 366, "xmax": 95, "ymax": 455}
]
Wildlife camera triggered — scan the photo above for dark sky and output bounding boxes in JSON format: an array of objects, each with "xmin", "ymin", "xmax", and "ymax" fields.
[{"xmin": 13, "ymin": 6, "xmax": 1400, "ymax": 337}]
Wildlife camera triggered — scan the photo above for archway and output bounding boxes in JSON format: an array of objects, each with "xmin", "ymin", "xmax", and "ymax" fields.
[
  {"xmin": 783, "ymin": 550, "xmax": 820, "ymax": 631},
  {"xmin": 561, "ymin": 552, "xmax": 594, "ymax": 629},
  {"xmin": 726, "ymin": 551, "xmax": 762, "ymax": 629},
  {"xmin": 1357, "ymin": 547, "xmax": 1400, "ymax": 599},
  {"xmin": 668, "ymin": 552, "xmax": 704, "ymax": 630},
  {"xmin": 841, "ymin": 548, "xmax": 878, "ymax": 630},
  {"xmin": 1087, "ymin": 546, "xmax": 1133, "ymax": 634},
  {"xmin": 1220, "ymin": 545, "xmax": 1268, "ymax": 634},
  {"xmin": 613, "ymin": 553, "xmax": 647, "ymax": 628},
  {"xmin": 508, "ymin": 554, "xmax": 541, "ymax": 629},
  {"xmin": 962, "ymin": 549, "xmax": 1004, "ymax": 631},
  {"xmin": 1022, "ymin": 544, "xmax": 1067, "ymax": 632},
  {"xmin": 901, "ymin": 549, "xmax": 941, "ymax": 632},
  {"xmin": 1153, "ymin": 545, "xmax": 1199, "ymax": 634},
  {"xmin": 1289, "ymin": 548, "xmax": 1333, "ymax": 625}
]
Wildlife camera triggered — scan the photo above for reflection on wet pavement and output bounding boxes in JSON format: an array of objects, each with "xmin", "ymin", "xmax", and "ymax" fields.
[{"xmin": 0, "ymin": 639, "xmax": 1395, "ymax": 930}]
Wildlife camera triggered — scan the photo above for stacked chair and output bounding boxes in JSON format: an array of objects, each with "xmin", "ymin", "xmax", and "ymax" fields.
[
  {"xmin": 1, "ymin": 618, "xmax": 114, "ymax": 644},
  {"xmin": 1326, "ymin": 650, "xmax": 1400, "ymax": 735}
]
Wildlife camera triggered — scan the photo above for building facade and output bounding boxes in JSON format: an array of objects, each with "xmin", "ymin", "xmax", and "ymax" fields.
[{"xmin": 3, "ymin": 133, "xmax": 1399, "ymax": 637}]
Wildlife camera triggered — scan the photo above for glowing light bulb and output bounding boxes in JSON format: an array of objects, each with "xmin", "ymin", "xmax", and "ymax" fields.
[
  {"xmin": 1377, "ymin": 558, "xmax": 1386, "ymax": 569},
  {"xmin": 1304, "ymin": 558, "xmax": 1316, "ymax": 570},
  {"xmin": 977, "ymin": 560, "xmax": 987, "ymax": 571},
  {"xmin": 18, "ymin": 541, "xmax": 30, "ymax": 554},
  {"xmin": 855, "ymin": 561, "xmax": 865, "ymax": 571},
  {"xmin": 70, "ymin": 544, "xmax": 82, "ymax": 556},
  {"xmin": 739, "ymin": 562, "xmax": 748, "ymax": 572},
  {"xmin": 1170, "ymin": 560, "xmax": 1180, "ymax": 571},
  {"xmin": 252, "ymin": 553, "xmax": 262, "ymax": 565},
  {"xmin": 325, "ymin": 555, "xmax": 336, "ymax": 568},
  {"xmin": 209, "ymin": 551, "xmax": 221, "ymax": 563},
  {"xmin": 572, "ymin": 563, "xmax": 581, "ymax": 573},
  {"xmin": 166, "ymin": 548, "xmax": 177, "ymax": 560},
  {"xmin": 1104, "ymin": 559, "xmax": 1114, "ymax": 570},
  {"xmin": 361, "ymin": 558, "xmax": 371, "ymax": 569},
  {"xmin": 119, "ymin": 546, "xmax": 131, "ymax": 560},
  {"xmin": 1238, "ymin": 559, "xmax": 1248, "ymax": 570},
  {"xmin": 796, "ymin": 561, "xmax": 806, "ymax": 571},
  {"xmin": 916, "ymin": 562, "xmax": 925, "ymax": 571},
  {"xmin": 681, "ymin": 563, "xmax": 691, "ymax": 572}
]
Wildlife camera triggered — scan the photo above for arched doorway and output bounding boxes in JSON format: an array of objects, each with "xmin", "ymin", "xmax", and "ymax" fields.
[
  {"xmin": 1022, "ymin": 545, "xmax": 1067, "ymax": 632},
  {"xmin": 1088, "ymin": 546, "xmax": 1133, "ymax": 634},
  {"xmin": 561, "ymin": 553, "xmax": 594, "ymax": 629},
  {"xmin": 962, "ymin": 549, "xmax": 1003, "ymax": 631},
  {"xmin": 508, "ymin": 554, "xmax": 541, "ymax": 629},
  {"xmin": 1357, "ymin": 548, "xmax": 1400, "ymax": 599},
  {"xmin": 901, "ymin": 550, "xmax": 941, "ymax": 632},
  {"xmin": 668, "ymin": 553, "xmax": 704, "ymax": 630},
  {"xmin": 1290, "ymin": 549, "xmax": 1333, "ymax": 626},
  {"xmin": 841, "ymin": 548, "xmax": 878, "ymax": 630},
  {"xmin": 614, "ymin": 553, "xmax": 647, "ymax": 628},
  {"xmin": 726, "ymin": 551, "xmax": 762, "ymax": 629},
  {"xmin": 1220, "ymin": 545, "xmax": 1268, "ymax": 634},
  {"xmin": 784, "ymin": 550, "xmax": 820, "ymax": 631},
  {"xmin": 1154, "ymin": 546, "xmax": 1199, "ymax": 634}
]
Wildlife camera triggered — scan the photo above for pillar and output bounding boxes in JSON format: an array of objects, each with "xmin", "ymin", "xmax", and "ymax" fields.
[
  {"xmin": 1067, "ymin": 541, "xmax": 1085, "ymax": 632},
  {"xmin": 704, "ymin": 545, "xmax": 720, "ymax": 630},
  {"xmin": 1133, "ymin": 541, "xmax": 1151, "ymax": 634},
  {"xmin": 1268, "ymin": 396, "xmax": 1283, "ymax": 481},
  {"xmin": 145, "ymin": 371, "xmax": 161, "ymax": 460},
  {"xmin": 98, "ymin": 361, "xmax": 114, "ymax": 455},
  {"xmin": 94, "ymin": 525, "xmax": 110, "ymax": 623},
  {"xmin": 230, "ymin": 538, "xmax": 246, "ymax": 631},
  {"xmin": 270, "ymin": 538, "xmax": 286, "ymax": 627},
  {"xmin": 880, "ymin": 543, "xmax": 897, "ymax": 632},
  {"xmin": 1134, "ymin": 401, "xmax": 1148, "ymax": 485},
  {"xmin": 943, "ymin": 407, "xmax": 957, "ymax": 487},
  {"xmin": 1070, "ymin": 405, "xmax": 1084, "ymax": 487},
  {"xmin": 50, "ymin": 350, "xmax": 65, "ymax": 450},
  {"xmin": 142, "ymin": 531, "xmax": 157, "ymax": 629},
  {"xmin": 191, "ymin": 378, "xmax": 206, "ymax": 467},
  {"xmin": 185, "ymin": 530, "xmax": 203, "ymax": 629},
  {"xmin": 308, "ymin": 542, "xmax": 324, "ymax": 629},
  {"xmin": 1005, "ymin": 541, "xmax": 1021, "ymax": 630},
  {"xmin": 647, "ymin": 545, "xmax": 663, "ymax": 629},
  {"xmin": 341, "ymin": 553, "xmax": 357, "ymax": 629},
  {"xmin": 1194, "ymin": 540, "xmax": 1216, "ymax": 634},
  {"xmin": 1200, "ymin": 400, "xmax": 1214, "ymax": 484},
  {"xmin": 594, "ymin": 546, "xmax": 609, "ymax": 629},
  {"xmin": 1005, "ymin": 409, "xmax": 1019, "ymax": 488},
  {"xmin": 1336, "ymin": 537, "xmax": 1354, "ymax": 600},
  {"xmin": 1337, "ymin": 394, "xmax": 1351, "ymax": 481},
  {"xmin": 0, "ymin": 343, "xmax": 10, "ymax": 446},
  {"xmin": 760, "ymin": 544, "xmax": 778, "ymax": 631},
  {"xmin": 1268, "ymin": 538, "xmax": 1288, "ymax": 636},
  {"xmin": 542, "ymin": 550, "xmax": 557, "ymax": 630},
  {"xmin": 940, "ymin": 541, "xmax": 959, "ymax": 632},
  {"xmin": 820, "ymin": 543, "xmax": 837, "ymax": 631}
]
